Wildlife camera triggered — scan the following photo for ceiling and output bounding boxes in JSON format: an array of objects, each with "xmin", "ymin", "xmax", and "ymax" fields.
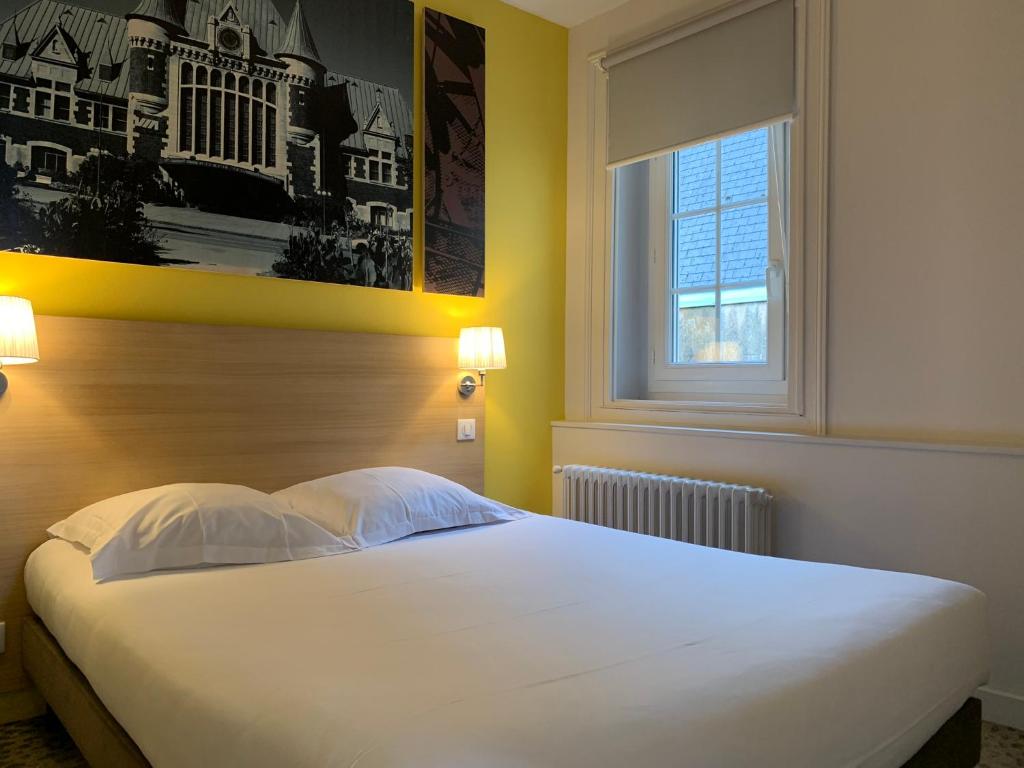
[{"xmin": 502, "ymin": 0, "xmax": 632, "ymax": 27}]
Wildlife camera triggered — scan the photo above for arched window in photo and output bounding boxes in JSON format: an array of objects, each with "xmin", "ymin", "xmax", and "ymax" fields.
[{"xmin": 179, "ymin": 62, "xmax": 194, "ymax": 151}]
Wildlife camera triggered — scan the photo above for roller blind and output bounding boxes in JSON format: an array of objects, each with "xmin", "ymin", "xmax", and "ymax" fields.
[{"xmin": 606, "ymin": 0, "xmax": 795, "ymax": 168}]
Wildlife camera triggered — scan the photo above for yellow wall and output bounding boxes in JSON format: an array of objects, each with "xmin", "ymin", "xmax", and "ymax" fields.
[{"xmin": 0, "ymin": 0, "xmax": 567, "ymax": 513}]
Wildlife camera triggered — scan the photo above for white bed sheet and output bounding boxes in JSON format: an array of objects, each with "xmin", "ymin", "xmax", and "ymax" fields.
[{"xmin": 26, "ymin": 514, "xmax": 989, "ymax": 768}]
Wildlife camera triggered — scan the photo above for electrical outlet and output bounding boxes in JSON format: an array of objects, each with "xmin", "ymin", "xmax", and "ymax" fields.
[
  {"xmin": 457, "ymin": 418, "xmax": 476, "ymax": 442},
  {"xmin": 0, "ymin": 621, "xmax": 5, "ymax": 655}
]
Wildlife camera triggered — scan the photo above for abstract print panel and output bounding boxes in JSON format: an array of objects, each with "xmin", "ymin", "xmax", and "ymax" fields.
[{"xmin": 424, "ymin": 8, "xmax": 485, "ymax": 297}]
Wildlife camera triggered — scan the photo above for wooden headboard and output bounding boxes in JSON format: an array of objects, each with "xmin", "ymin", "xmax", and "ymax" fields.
[{"xmin": 0, "ymin": 315, "xmax": 483, "ymax": 694}]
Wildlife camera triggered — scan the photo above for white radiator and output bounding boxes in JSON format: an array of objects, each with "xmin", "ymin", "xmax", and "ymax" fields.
[{"xmin": 557, "ymin": 464, "xmax": 774, "ymax": 555}]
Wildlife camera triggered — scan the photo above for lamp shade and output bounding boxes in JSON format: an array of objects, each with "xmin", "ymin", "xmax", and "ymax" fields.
[
  {"xmin": 0, "ymin": 296, "xmax": 40, "ymax": 365},
  {"xmin": 458, "ymin": 327, "xmax": 506, "ymax": 371}
]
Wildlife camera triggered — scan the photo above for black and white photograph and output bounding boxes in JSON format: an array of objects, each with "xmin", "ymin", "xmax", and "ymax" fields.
[{"xmin": 0, "ymin": 0, "xmax": 414, "ymax": 289}]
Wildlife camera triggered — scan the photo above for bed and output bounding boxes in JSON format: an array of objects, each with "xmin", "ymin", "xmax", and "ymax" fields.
[
  {"xmin": 1, "ymin": 316, "xmax": 989, "ymax": 767},
  {"xmin": 25, "ymin": 513, "xmax": 988, "ymax": 768}
]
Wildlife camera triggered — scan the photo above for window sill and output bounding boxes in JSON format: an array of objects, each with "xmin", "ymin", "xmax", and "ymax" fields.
[
  {"xmin": 587, "ymin": 396, "xmax": 815, "ymax": 434},
  {"xmin": 551, "ymin": 420, "xmax": 1024, "ymax": 459}
]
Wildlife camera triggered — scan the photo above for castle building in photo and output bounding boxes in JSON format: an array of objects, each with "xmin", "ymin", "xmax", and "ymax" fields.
[{"xmin": 0, "ymin": 0, "xmax": 413, "ymax": 231}]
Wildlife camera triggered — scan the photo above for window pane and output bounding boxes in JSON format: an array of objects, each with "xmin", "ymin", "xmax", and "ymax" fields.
[
  {"xmin": 720, "ymin": 202, "xmax": 767, "ymax": 285},
  {"xmin": 675, "ymin": 300, "xmax": 715, "ymax": 364},
  {"xmin": 180, "ymin": 89, "xmax": 193, "ymax": 151},
  {"xmin": 674, "ymin": 141, "xmax": 715, "ymax": 213},
  {"xmin": 239, "ymin": 96, "xmax": 249, "ymax": 161},
  {"xmin": 720, "ymin": 298, "xmax": 767, "ymax": 362},
  {"xmin": 674, "ymin": 291, "xmax": 768, "ymax": 364},
  {"xmin": 674, "ymin": 213, "xmax": 716, "ymax": 289},
  {"xmin": 210, "ymin": 92, "xmax": 221, "ymax": 155},
  {"xmin": 721, "ymin": 127, "xmax": 767, "ymax": 204},
  {"xmin": 265, "ymin": 106, "xmax": 276, "ymax": 166}
]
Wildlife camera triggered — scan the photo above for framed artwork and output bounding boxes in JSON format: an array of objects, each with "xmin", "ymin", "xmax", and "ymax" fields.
[
  {"xmin": 423, "ymin": 7, "xmax": 484, "ymax": 297},
  {"xmin": 0, "ymin": 0, "xmax": 414, "ymax": 290}
]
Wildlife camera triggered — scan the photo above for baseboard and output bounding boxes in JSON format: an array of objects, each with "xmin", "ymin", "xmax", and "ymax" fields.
[
  {"xmin": 978, "ymin": 685, "xmax": 1024, "ymax": 730},
  {"xmin": 0, "ymin": 686, "xmax": 46, "ymax": 725}
]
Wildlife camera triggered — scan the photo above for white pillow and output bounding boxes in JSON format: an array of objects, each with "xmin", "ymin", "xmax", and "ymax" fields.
[
  {"xmin": 272, "ymin": 467, "xmax": 529, "ymax": 548},
  {"xmin": 48, "ymin": 483, "xmax": 352, "ymax": 581}
]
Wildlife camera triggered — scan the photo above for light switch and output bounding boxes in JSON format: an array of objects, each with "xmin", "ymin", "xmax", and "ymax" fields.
[{"xmin": 457, "ymin": 418, "xmax": 476, "ymax": 442}]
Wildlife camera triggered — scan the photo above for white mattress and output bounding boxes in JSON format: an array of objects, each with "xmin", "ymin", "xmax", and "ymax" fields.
[{"xmin": 26, "ymin": 514, "xmax": 989, "ymax": 768}]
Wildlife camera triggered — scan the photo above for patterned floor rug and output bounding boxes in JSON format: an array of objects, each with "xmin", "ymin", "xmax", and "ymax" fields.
[
  {"xmin": 0, "ymin": 714, "xmax": 86, "ymax": 767},
  {"xmin": 1, "ymin": 713, "xmax": 1022, "ymax": 766},
  {"xmin": 982, "ymin": 722, "xmax": 1024, "ymax": 768}
]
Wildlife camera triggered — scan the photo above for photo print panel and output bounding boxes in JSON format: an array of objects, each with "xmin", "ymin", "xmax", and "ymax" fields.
[
  {"xmin": 0, "ymin": 0, "xmax": 414, "ymax": 290},
  {"xmin": 424, "ymin": 8, "xmax": 484, "ymax": 297}
]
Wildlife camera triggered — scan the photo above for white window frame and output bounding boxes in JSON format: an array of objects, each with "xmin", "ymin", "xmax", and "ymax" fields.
[
  {"xmin": 645, "ymin": 123, "xmax": 788, "ymax": 402},
  {"xmin": 583, "ymin": 0, "xmax": 830, "ymax": 432}
]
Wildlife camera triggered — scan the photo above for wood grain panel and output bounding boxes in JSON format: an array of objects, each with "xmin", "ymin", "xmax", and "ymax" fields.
[{"xmin": 0, "ymin": 315, "xmax": 484, "ymax": 692}]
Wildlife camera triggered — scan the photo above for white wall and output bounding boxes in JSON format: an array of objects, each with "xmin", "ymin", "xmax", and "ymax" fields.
[
  {"xmin": 828, "ymin": 0, "xmax": 1024, "ymax": 445},
  {"xmin": 563, "ymin": 0, "xmax": 1024, "ymax": 727}
]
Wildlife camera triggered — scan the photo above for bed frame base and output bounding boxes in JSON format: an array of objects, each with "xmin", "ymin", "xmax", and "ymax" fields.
[
  {"xmin": 22, "ymin": 616, "xmax": 149, "ymax": 768},
  {"xmin": 902, "ymin": 696, "xmax": 981, "ymax": 768},
  {"xmin": 22, "ymin": 615, "xmax": 981, "ymax": 768}
]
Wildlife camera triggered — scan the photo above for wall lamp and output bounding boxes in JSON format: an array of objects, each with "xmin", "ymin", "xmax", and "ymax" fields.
[
  {"xmin": 457, "ymin": 327, "xmax": 506, "ymax": 397},
  {"xmin": 0, "ymin": 296, "xmax": 40, "ymax": 397}
]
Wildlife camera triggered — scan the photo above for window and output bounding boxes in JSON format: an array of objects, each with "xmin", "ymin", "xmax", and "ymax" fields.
[
  {"xmin": 30, "ymin": 80, "xmax": 74, "ymax": 122},
  {"xmin": 34, "ymin": 90, "xmax": 50, "ymax": 117},
  {"xmin": 42, "ymin": 149, "xmax": 64, "ymax": 173},
  {"xmin": 238, "ymin": 93, "xmax": 249, "ymax": 161},
  {"xmin": 585, "ymin": 0, "xmax": 829, "ymax": 429},
  {"xmin": 224, "ymin": 92, "xmax": 236, "ymax": 158},
  {"xmin": 178, "ymin": 65, "xmax": 278, "ymax": 165},
  {"xmin": 0, "ymin": 83, "xmax": 9, "ymax": 111},
  {"xmin": 146, "ymin": 54, "xmax": 155, "ymax": 71},
  {"xmin": 210, "ymin": 90, "xmax": 222, "ymax": 155},
  {"xmin": 265, "ymin": 103, "xmax": 276, "ymax": 166},
  {"xmin": 654, "ymin": 123, "xmax": 788, "ymax": 380},
  {"xmin": 93, "ymin": 102, "xmax": 110, "ymax": 130},
  {"xmin": 613, "ymin": 121, "xmax": 789, "ymax": 403},
  {"xmin": 252, "ymin": 101, "xmax": 263, "ymax": 164},
  {"xmin": 196, "ymin": 87, "xmax": 208, "ymax": 154},
  {"xmin": 13, "ymin": 86, "xmax": 29, "ymax": 113},
  {"xmin": 30, "ymin": 145, "xmax": 67, "ymax": 175},
  {"xmin": 54, "ymin": 94, "xmax": 70, "ymax": 121},
  {"xmin": 369, "ymin": 159, "xmax": 380, "ymax": 182}
]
